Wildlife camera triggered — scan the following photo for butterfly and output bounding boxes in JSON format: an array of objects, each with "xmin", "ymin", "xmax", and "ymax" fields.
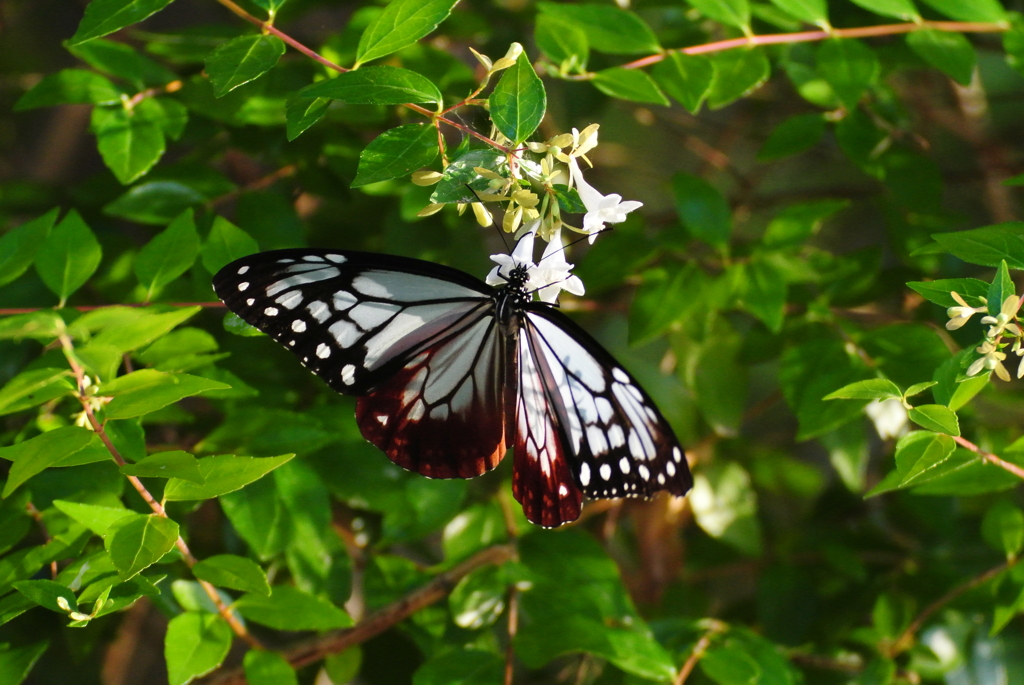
[{"xmin": 212, "ymin": 233, "xmax": 692, "ymax": 527}]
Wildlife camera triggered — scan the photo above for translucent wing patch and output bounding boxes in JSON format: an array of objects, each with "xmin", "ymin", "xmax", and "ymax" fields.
[
  {"xmin": 213, "ymin": 249, "xmax": 493, "ymax": 395},
  {"xmin": 356, "ymin": 313, "xmax": 513, "ymax": 479},
  {"xmin": 521, "ymin": 307, "xmax": 692, "ymax": 506}
]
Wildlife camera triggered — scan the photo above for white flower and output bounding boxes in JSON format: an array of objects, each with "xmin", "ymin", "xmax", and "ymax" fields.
[
  {"xmin": 979, "ymin": 294, "xmax": 1022, "ymax": 339},
  {"xmin": 535, "ymin": 228, "xmax": 585, "ymax": 304},
  {"xmin": 967, "ymin": 340, "xmax": 1010, "ymax": 381},
  {"xmin": 945, "ymin": 291, "xmax": 986, "ymax": 330},
  {"xmin": 486, "ymin": 224, "xmax": 585, "ymax": 304},
  {"xmin": 865, "ymin": 399, "xmax": 910, "ymax": 440},
  {"xmin": 568, "ymin": 157, "xmax": 643, "ymax": 243}
]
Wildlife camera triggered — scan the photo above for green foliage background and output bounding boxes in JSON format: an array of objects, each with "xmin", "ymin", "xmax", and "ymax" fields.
[{"xmin": 2, "ymin": 0, "xmax": 1024, "ymax": 683}]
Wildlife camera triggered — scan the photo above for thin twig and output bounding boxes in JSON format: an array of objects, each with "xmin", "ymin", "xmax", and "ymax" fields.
[
  {"xmin": 673, "ymin": 621, "xmax": 727, "ymax": 685},
  {"xmin": 505, "ymin": 586, "xmax": 519, "ymax": 685},
  {"xmin": 59, "ymin": 334, "xmax": 262, "ymax": 649},
  {"xmin": 952, "ymin": 435, "xmax": 1024, "ymax": 480},
  {"xmin": 616, "ymin": 21, "xmax": 1009, "ymax": 71},
  {"xmin": 890, "ymin": 555, "xmax": 1023, "ymax": 655},
  {"xmin": 204, "ymin": 544, "xmax": 517, "ymax": 685},
  {"xmin": 25, "ymin": 502, "xmax": 58, "ymax": 578},
  {"xmin": 207, "ymin": 164, "xmax": 298, "ymax": 208}
]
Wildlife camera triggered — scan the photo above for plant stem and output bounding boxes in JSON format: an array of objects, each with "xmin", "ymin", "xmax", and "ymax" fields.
[
  {"xmin": 673, "ymin": 621, "xmax": 727, "ymax": 685},
  {"xmin": 952, "ymin": 435, "xmax": 1024, "ymax": 480}
]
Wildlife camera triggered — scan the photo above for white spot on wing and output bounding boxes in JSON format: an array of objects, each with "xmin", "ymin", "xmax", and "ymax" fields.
[
  {"xmin": 666, "ymin": 461, "xmax": 676, "ymax": 477},
  {"xmin": 292, "ymin": 320, "xmax": 306, "ymax": 333},
  {"xmin": 580, "ymin": 462, "xmax": 591, "ymax": 486},
  {"xmin": 673, "ymin": 447, "xmax": 683, "ymax": 463},
  {"xmin": 265, "ymin": 267, "xmax": 340, "ymax": 297},
  {"xmin": 559, "ymin": 484, "xmax": 568, "ymax": 496},
  {"xmin": 238, "ymin": 282, "xmax": 249, "ymax": 291},
  {"xmin": 316, "ymin": 343, "xmax": 331, "ymax": 359},
  {"xmin": 326, "ymin": 254, "xmax": 347, "ymax": 263},
  {"xmin": 638, "ymin": 464, "xmax": 650, "ymax": 481},
  {"xmin": 246, "ymin": 298, "xmax": 255, "ymax": 306},
  {"xmin": 237, "ymin": 266, "xmax": 249, "ymax": 275},
  {"xmin": 303, "ymin": 255, "xmax": 325, "ymax": 262},
  {"xmin": 612, "ymin": 368, "xmax": 630, "ymax": 383},
  {"xmin": 620, "ymin": 457, "xmax": 631, "ymax": 474},
  {"xmin": 329, "ymin": 320, "xmax": 360, "ymax": 348},
  {"xmin": 308, "ymin": 300, "xmax": 330, "ymax": 323},
  {"xmin": 608, "ymin": 424, "xmax": 625, "ymax": 448},
  {"xmin": 342, "ymin": 364, "xmax": 356, "ymax": 385},
  {"xmin": 277, "ymin": 291, "xmax": 303, "ymax": 309},
  {"xmin": 599, "ymin": 464, "xmax": 611, "ymax": 481},
  {"xmin": 349, "ymin": 301, "xmax": 400, "ymax": 330},
  {"xmin": 333, "ymin": 291, "xmax": 357, "ymax": 311},
  {"xmin": 264, "ymin": 307, "xmax": 278, "ymax": 316}
]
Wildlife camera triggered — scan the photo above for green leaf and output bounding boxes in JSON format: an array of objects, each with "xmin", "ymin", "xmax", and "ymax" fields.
[
  {"xmin": 164, "ymin": 612, "xmax": 232, "ymax": 685},
  {"xmin": 551, "ymin": 185, "xmax": 586, "ymax": 215},
  {"xmin": 535, "ymin": 13, "xmax": 589, "ymax": 72},
  {"xmin": 14, "ymin": 70, "xmax": 123, "ymax": 111},
  {"xmin": 285, "ymin": 95, "xmax": 330, "ymax": 141},
  {"xmin": 917, "ymin": 0, "xmax": 1005, "ymax": 22},
  {"xmin": 931, "ymin": 223, "xmax": 1024, "ymax": 269},
  {"xmin": 164, "ymin": 453, "xmax": 295, "ymax": 500},
  {"xmin": 90, "ymin": 307, "xmax": 200, "ymax": 353},
  {"xmin": 233, "ymin": 584, "xmax": 352, "ymax": 630},
  {"xmin": 300, "ymin": 66, "xmax": 442, "ymax": 105},
  {"xmin": 106, "ymin": 514, "xmax": 179, "ymax": 580},
  {"xmin": 904, "ymin": 381, "xmax": 938, "ymax": 399},
  {"xmin": 70, "ymin": 39, "xmax": 177, "ymax": 86},
  {"xmin": 907, "ymin": 278, "xmax": 990, "ymax": 308},
  {"xmin": 201, "ymin": 216, "xmax": 259, "ymax": 275},
  {"xmin": 707, "ymin": 49, "xmax": 771, "ymax": 109},
  {"xmin": 223, "ymin": 312, "xmax": 264, "ymax": 337},
  {"xmin": 34, "ymin": 209, "xmax": 102, "ymax": 307},
  {"xmin": 672, "ymin": 172, "xmax": 732, "ymax": 248},
  {"xmin": 848, "ymin": 0, "xmax": 920, "ymax": 20},
  {"xmin": 757, "ymin": 113, "xmax": 825, "ymax": 161},
  {"xmin": 356, "ymin": 0, "xmax": 460, "ymax": 65},
  {"xmin": 104, "ymin": 373, "xmax": 230, "ymax": 419},
  {"xmin": 768, "ymin": 0, "xmax": 828, "ymax": 26},
  {"xmin": 0, "ymin": 312, "xmax": 65, "ymax": 342},
  {"xmin": 219, "ymin": 477, "xmax": 289, "ymax": 560},
  {"xmin": 193, "ymin": 554, "xmax": 270, "ymax": 596},
  {"xmin": 352, "ymin": 124, "xmax": 438, "ymax": 188},
  {"xmin": 413, "ymin": 650, "xmax": 504, "ymax": 685},
  {"xmin": 449, "ymin": 566, "xmax": 505, "ymax": 629},
  {"xmin": 780, "ymin": 338, "xmax": 870, "ymax": 440},
  {"xmin": 825, "ymin": 378, "xmax": 902, "ymax": 401},
  {"xmin": 0, "ymin": 367, "xmax": 74, "ymax": 417},
  {"xmin": 135, "ymin": 209, "xmax": 200, "ymax": 300},
  {"xmin": 0, "ymin": 641, "xmax": 48, "ymax": 685},
  {"xmin": 592, "ymin": 67, "xmax": 669, "ymax": 106},
  {"xmin": 325, "ymin": 649, "xmax": 363, "ymax": 685},
  {"xmin": 69, "ymin": 0, "xmax": 177, "ymax": 45},
  {"xmin": 895, "ymin": 431, "xmax": 957, "ymax": 483},
  {"xmin": 120, "ymin": 451, "xmax": 204, "ymax": 482},
  {"xmin": 987, "ymin": 260, "xmax": 1015, "ymax": 317},
  {"xmin": 52, "ymin": 500, "xmax": 134, "ymax": 536},
  {"xmin": 906, "ymin": 30, "xmax": 976, "ymax": 86},
  {"xmin": 430, "ymin": 149, "xmax": 504, "ymax": 204},
  {"xmin": 908, "ymin": 404, "xmax": 960, "ymax": 436},
  {"xmin": 685, "ymin": 0, "xmax": 751, "ymax": 29},
  {"xmin": 104, "ymin": 180, "xmax": 206, "ymax": 225},
  {"xmin": 244, "ymin": 651, "xmax": 298, "ymax": 685},
  {"xmin": 762, "ymin": 199, "xmax": 848, "ymax": 247},
  {"xmin": 817, "ymin": 39, "xmax": 879, "ymax": 110},
  {"xmin": 91, "ymin": 99, "xmax": 166, "ymax": 185},
  {"xmin": 701, "ymin": 646, "xmax": 762, "ymax": 685},
  {"xmin": 206, "ymin": 35, "xmax": 285, "ymax": 97},
  {"xmin": 0, "ymin": 427, "xmax": 109, "ymax": 497},
  {"xmin": 537, "ymin": 2, "xmax": 661, "ymax": 54},
  {"xmin": 12, "ymin": 579, "xmax": 78, "ymax": 614},
  {"xmin": 0, "ymin": 594, "xmax": 37, "ymax": 629},
  {"xmin": 742, "ymin": 259, "xmax": 787, "ymax": 333},
  {"xmin": 983, "ymin": 500, "xmax": 1024, "ymax": 558},
  {"xmin": 652, "ymin": 53, "xmax": 714, "ymax": 113},
  {"xmin": 489, "ymin": 51, "xmax": 547, "ymax": 144}
]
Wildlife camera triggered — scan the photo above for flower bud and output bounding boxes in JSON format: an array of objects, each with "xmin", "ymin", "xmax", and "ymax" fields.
[
  {"xmin": 471, "ymin": 202, "xmax": 493, "ymax": 227},
  {"xmin": 416, "ymin": 203, "xmax": 444, "ymax": 217},
  {"xmin": 411, "ymin": 170, "xmax": 442, "ymax": 186}
]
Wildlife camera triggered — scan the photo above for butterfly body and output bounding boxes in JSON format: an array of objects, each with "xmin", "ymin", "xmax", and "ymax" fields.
[{"xmin": 214, "ymin": 247, "xmax": 692, "ymax": 527}]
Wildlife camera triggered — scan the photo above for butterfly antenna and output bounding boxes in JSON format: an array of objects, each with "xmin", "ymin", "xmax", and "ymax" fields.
[
  {"xmin": 465, "ymin": 183, "xmax": 511, "ymax": 254},
  {"xmin": 536, "ymin": 226, "xmax": 614, "ymax": 265}
]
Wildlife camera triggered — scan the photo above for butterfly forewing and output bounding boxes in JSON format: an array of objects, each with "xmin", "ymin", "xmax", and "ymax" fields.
[
  {"xmin": 521, "ymin": 307, "xmax": 693, "ymax": 503},
  {"xmin": 212, "ymin": 249, "xmax": 493, "ymax": 395}
]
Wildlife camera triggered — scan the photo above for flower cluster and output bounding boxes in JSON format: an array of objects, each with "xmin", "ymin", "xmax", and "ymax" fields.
[{"xmin": 948, "ymin": 291, "xmax": 1024, "ymax": 381}]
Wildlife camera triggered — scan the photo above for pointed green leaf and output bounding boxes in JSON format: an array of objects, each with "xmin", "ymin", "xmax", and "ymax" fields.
[
  {"xmin": 592, "ymin": 67, "xmax": 669, "ymax": 106},
  {"xmin": 817, "ymin": 39, "xmax": 879, "ymax": 110},
  {"xmin": 908, "ymin": 404, "xmax": 960, "ymax": 436},
  {"xmin": 535, "ymin": 13, "xmax": 589, "ymax": 72},
  {"xmin": 164, "ymin": 453, "xmax": 295, "ymax": 500},
  {"xmin": 907, "ymin": 278, "xmax": 990, "ymax": 308},
  {"xmin": 351, "ymin": 123, "xmax": 437, "ymax": 188},
  {"xmin": 233, "ymin": 584, "xmax": 352, "ymax": 630},
  {"xmin": 0, "ymin": 427, "xmax": 109, "ymax": 497},
  {"xmin": 672, "ymin": 172, "xmax": 732, "ymax": 247},
  {"xmin": 0, "ymin": 641, "xmax": 49, "ymax": 685},
  {"xmin": 0, "ymin": 368, "xmax": 74, "ymax": 417},
  {"xmin": 894, "ymin": 430, "xmax": 957, "ymax": 483},
  {"xmin": 907, "ymin": 30, "xmax": 976, "ymax": 86},
  {"xmin": 768, "ymin": 0, "xmax": 828, "ymax": 26},
  {"xmin": 135, "ymin": 209, "xmax": 201, "ymax": 300},
  {"xmin": 245, "ymin": 651, "xmax": 298, "ymax": 685},
  {"xmin": 652, "ymin": 52, "xmax": 714, "ymax": 113},
  {"xmin": 106, "ymin": 514, "xmax": 179, "ymax": 580},
  {"xmin": 536, "ymin": 3, "xmax": 661, "ymax": 55},
  {"xmin": 193, "ymin": 554, "xmax": 270, "ymax": 596},
  {"xmin": 285, "ymin": 95, "xmax": 330, "ymax": 141},
  {"xmin": 848, "ymin": 0, "xmax": 920, "ymax": 20},
  {"xmin": 104, "ymin": 180, "xmax": 206, "ymax": 225},
  {"xmin": 206, "ymin": 35, "xmax": 285, "ymax": 97},
  {"xmin": 0, "ymin": 209, "xmax": 59, "ymax": 287},
  {"xmin": 69, "ymin": 0, "xmax": 177, "ymax": 45},
  {"xmin": 164, "ymin": 612, "xmax": 232, "ymax": 685},
  {"xmin": 707, "ymin": 49, "xmax": 770, "ymax": 109},
  {"xmin": 986, "ymin": 260, "xmax": 1015, "ymax": 317},
  {"xmin": 917, "ymin": 0, "xmax": 1005, "ymax": 22},
  {"xmin": 34, "ymin": 210, "xmax": 102, "ymax": 306},
  {"xmin": 120, "ymin": 451, "xmax": 204, "ymax": 482},
  {"xmin": 70, "ymin": 39, "xmax": 177, "ymax": 87},
  {"xmin": 930, "ymin": 223, "xmax": 1024, "ymax": 269},
  {"xmin": 300, "ymin": 66, "xmax": 442, "ymax": 105},
  {"xmin": 489, "ymin": 51, "xmax": 548, "ymax": 143},
  {"xmin": 12, "ymin": 579, "xmax": 78, "ymax": 614},
  {"xmin": 686, "ymin": 0, "xmax": 751, "ymax": 29},
  {"xmin": 824, "ymin": 378, "xmax": 902, "ymax": 401},
  {"xmin": 0, "ymin": 312, "xmax": 65, "ymax": 342},
  {"xmin": 413, "ymin": 650, "xmax": 504, "ymax": 685},
  {"xmin": 904, "ymin": 381, "xmax": 938, "ymax": 399},
  {"xmin": 757, "ymin": 113, "xmax": 825, "ymax": 161},
  {"xmin": 91, "ymin": 99, "xmax": 166, "ymax": 185},
  {"xmin": 356, "ymin": 0, "xmax": 459, "ymax": 65},
  {"xmin": 762, "ymin": 199, "xmax": 848, "ymax": 247},
  {"xmin": 52, "ymin": 500, "xmax": 134, "ymax": 537},
  {"xmin": 104, "ymin": 373, "xmax": 230, "ymax": 419},
  {"xmin": 743, "ymin": 259, "xmax": 787, "ymax": 333},
  {"xmin": 201, "ymin": 216, "xmax": 259, "ymax": 275},
  {"xmin": 90, "ymin": 307, "xmax": 200, "ymax": 353}
]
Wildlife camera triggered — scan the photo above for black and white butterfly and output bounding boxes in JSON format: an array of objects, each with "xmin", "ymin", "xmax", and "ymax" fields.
[{"xmin": 212, "ymin": 236, "xmax": 692, "ymax": 527}]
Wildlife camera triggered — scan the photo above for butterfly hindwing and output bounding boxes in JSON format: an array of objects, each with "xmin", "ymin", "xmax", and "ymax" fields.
[
  {"xmin": 521, "ymin": 307, "xmax": 692, "ymax": 505},
  {"xmin": 212, "ymin": 249, "xmax": 493, "ymax": 396}
]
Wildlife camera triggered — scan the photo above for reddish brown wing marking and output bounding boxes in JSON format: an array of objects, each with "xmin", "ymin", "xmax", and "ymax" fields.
[
  {"xmin": 511, "ymin": 327, "xmax": 583, "ymax": 527},
  {"xmin": 356, "ymin": 315, "xmax": 510, "ymax": 479}
]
